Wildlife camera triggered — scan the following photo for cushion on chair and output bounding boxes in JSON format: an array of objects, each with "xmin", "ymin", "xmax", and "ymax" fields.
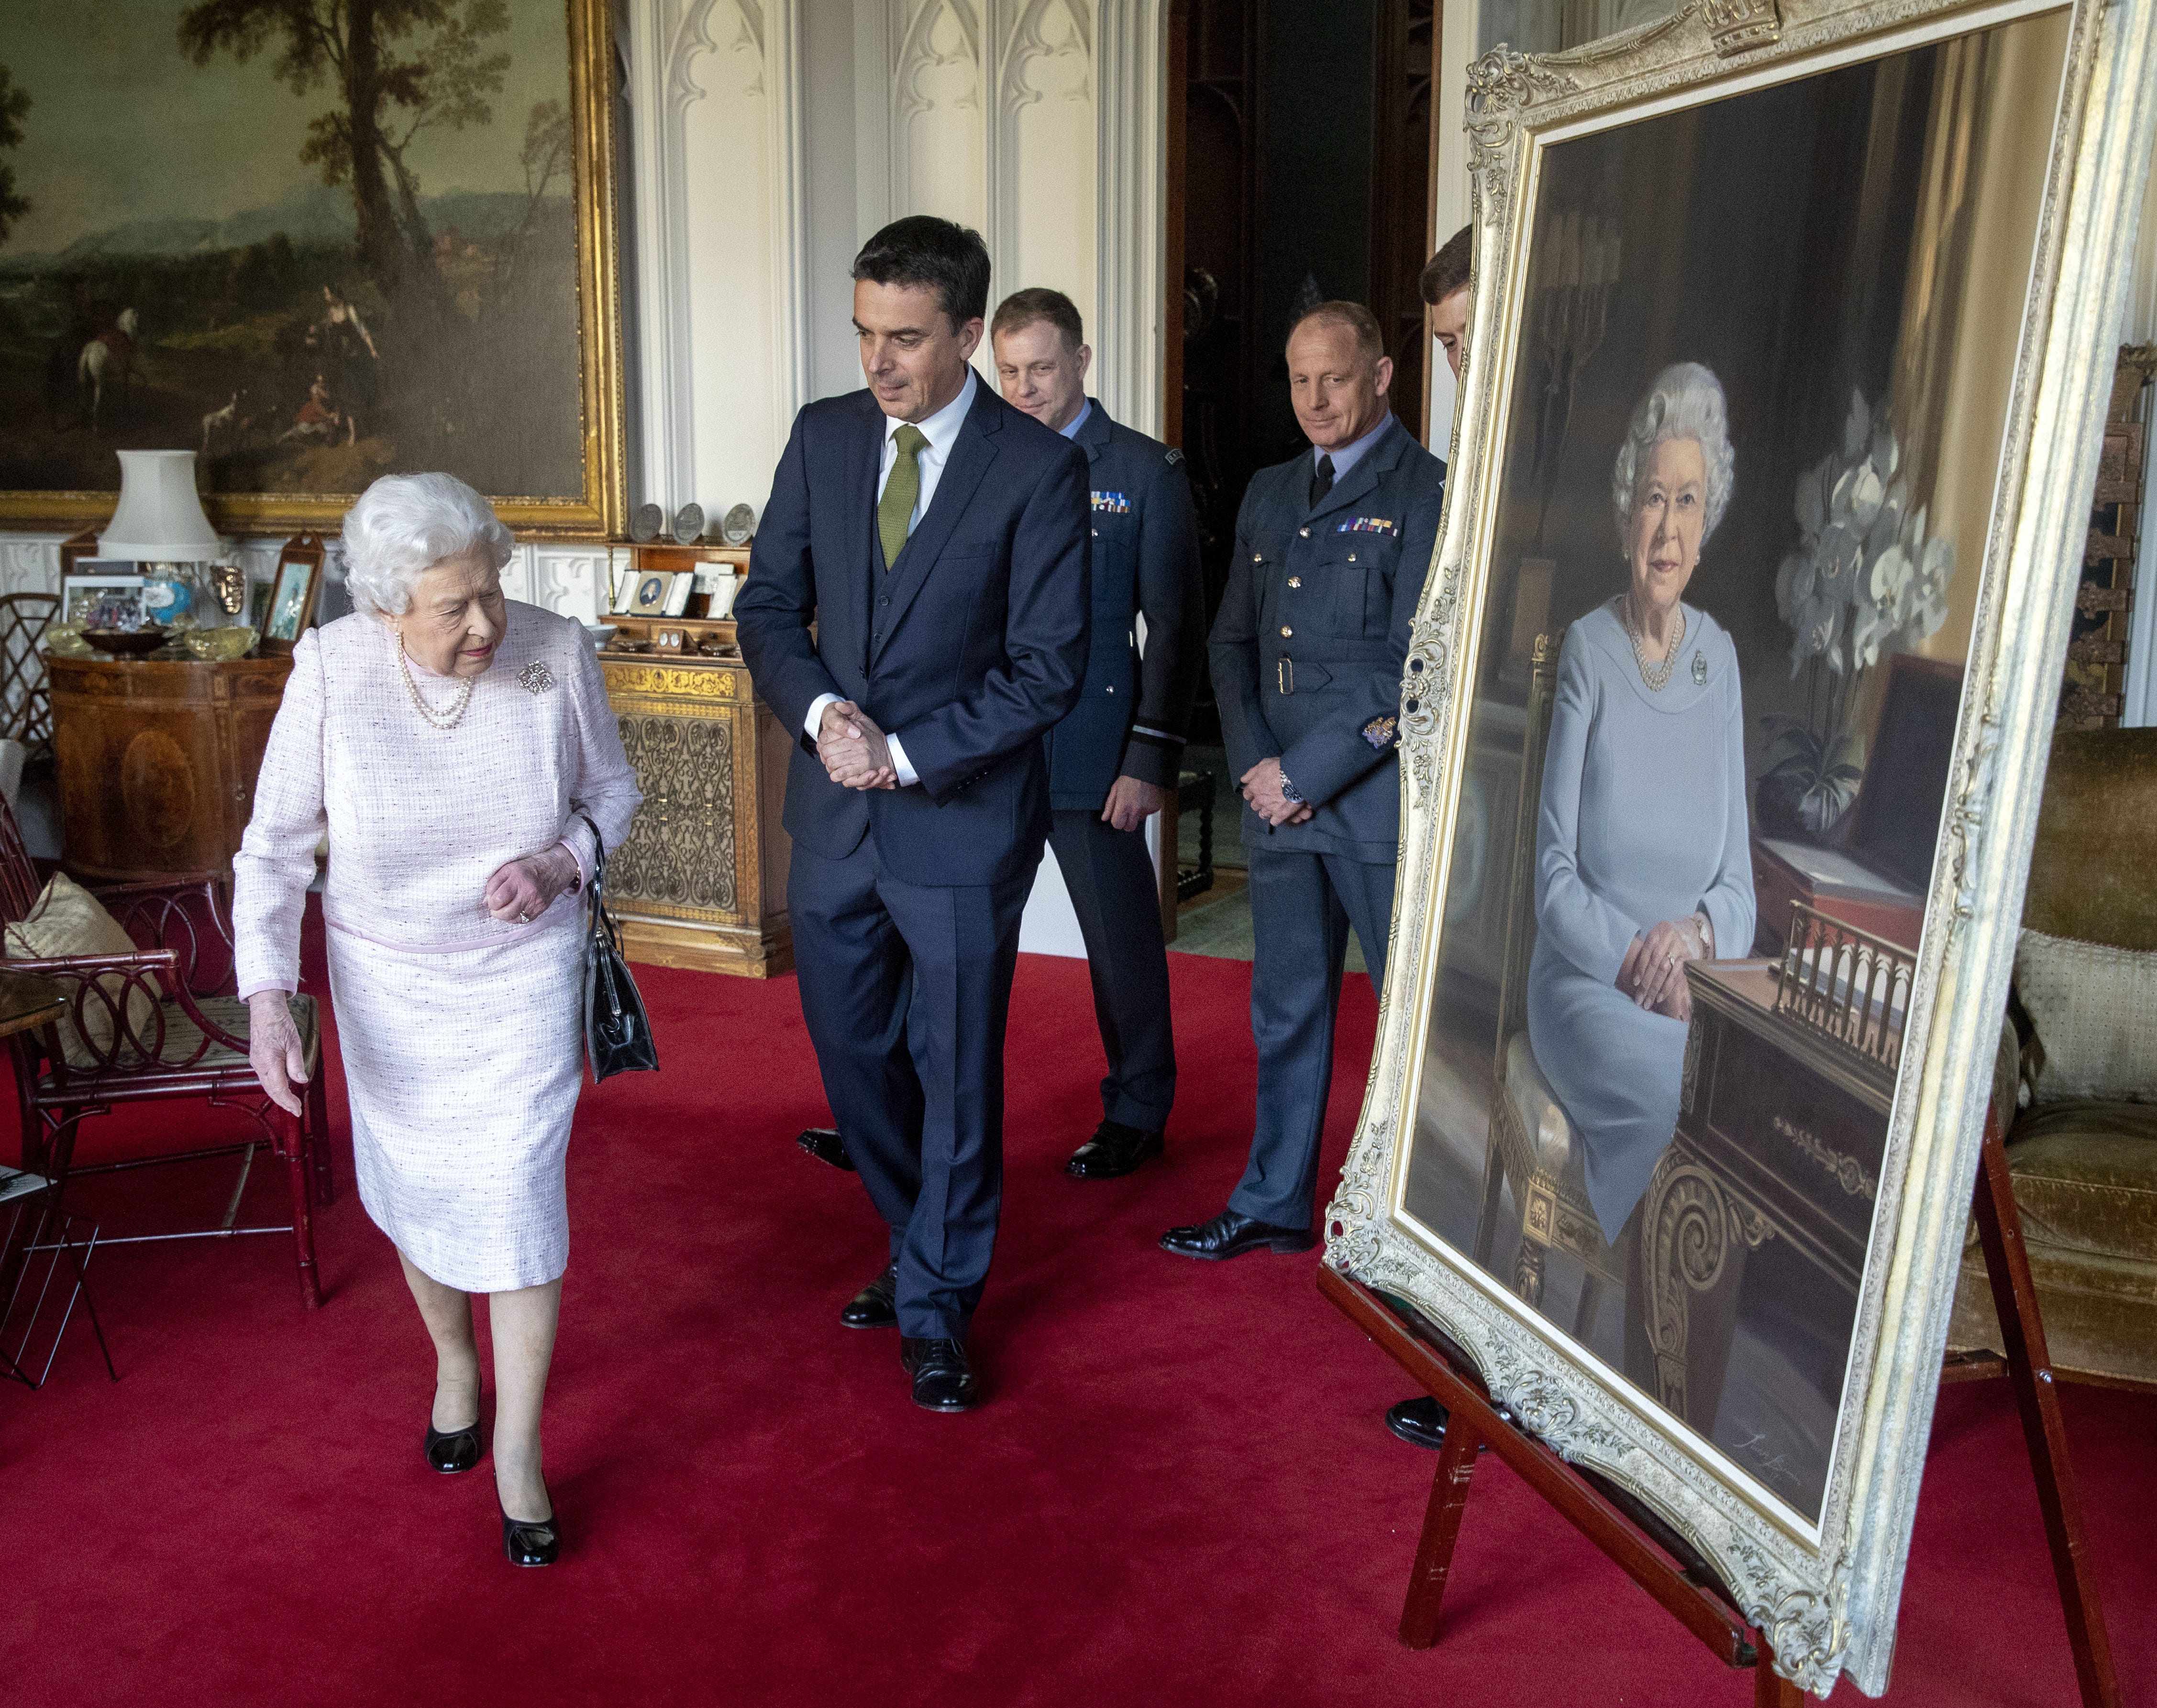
[
  {"xmin": 3, "ymin": 872, "xmax": 159, "ymax": 1069},
  {"xmin": 2013, "ymin": 928, "xmax": 2157, "ymax": 1104},
  {"xmin": 1504, "ymin": 1030, "xmax": 1580, "ymax": 1176}
]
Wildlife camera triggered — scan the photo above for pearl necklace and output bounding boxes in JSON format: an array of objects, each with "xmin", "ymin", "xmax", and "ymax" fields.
[
  {"xmin": 1623, "ymin": 593, "xmax": 1685, "ymax": 692},
  {"xmin": 397, "ymin": 636, "xmax": 475, "ymax": 730}
]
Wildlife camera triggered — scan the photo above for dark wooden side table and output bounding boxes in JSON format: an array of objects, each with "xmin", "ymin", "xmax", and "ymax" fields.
[{"xmin": 48, "ymin": 652, "xmax": 293, "ymax": 883}]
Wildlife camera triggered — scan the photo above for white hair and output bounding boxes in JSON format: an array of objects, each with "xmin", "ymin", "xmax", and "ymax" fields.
[
  {"xmin": 1611, "ymin": 361, "xmax": 1736, "ymax": 551},
  {"xmin": 340, "ymin": 472, "xmax": 514, "ymax": 618}
]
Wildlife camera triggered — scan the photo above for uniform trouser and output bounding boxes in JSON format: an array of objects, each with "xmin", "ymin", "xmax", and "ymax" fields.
[
  {"xmin": 1045, "ymin": 807, "xmax": 1177, "ymax": 1133},
  {"xmin": 1227, "ymin": 842, "xmax": 1397, "ymax": 1232},
  {"xmin": 789, "ymin": 835, "xmax": 1037, "ymax": 1340}
]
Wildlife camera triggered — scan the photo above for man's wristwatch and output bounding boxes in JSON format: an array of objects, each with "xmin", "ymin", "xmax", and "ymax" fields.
[{"xmin": 1279, "ymin": 768, "xmax": 1305, "ymax": 806}]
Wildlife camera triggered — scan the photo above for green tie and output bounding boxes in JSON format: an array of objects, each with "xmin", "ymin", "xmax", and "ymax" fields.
[{"xmin": 878, "ymin": 424, "xmax": 929, "ymax": 571}]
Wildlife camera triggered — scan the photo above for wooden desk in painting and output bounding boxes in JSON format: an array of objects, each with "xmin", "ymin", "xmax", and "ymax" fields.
[
  {"xmin": 598, "ymin": 620, "xmax": 793, "ymax": 978},
  {"xmin": 1647, "ymin": 906, "xmax": 1910, "ymax": 1446},
  {"xmin": 49, "ymin": 653, "xmax": 292, "ymax": 883}
]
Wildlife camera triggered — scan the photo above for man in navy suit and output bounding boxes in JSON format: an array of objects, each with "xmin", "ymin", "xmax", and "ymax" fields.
[
  {"xmin": 1160, "ymin": 299, "xmax": 1445, "ymax": 1262},
  {"xmin": 990, "ymin": 288, "xmax": 1204, "ymax": 1180},
  {"xmin": 735, "ymin": 217, "xmax": 1091, "ymax": 1413}
]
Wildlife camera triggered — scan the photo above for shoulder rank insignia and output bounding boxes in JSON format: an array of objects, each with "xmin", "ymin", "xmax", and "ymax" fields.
[
  {"xmin": 1336, "ymin": 516, "xmax": 1400, "ymax": 536},
  {"xmin": 1164, "ymin": 447, "xmax": 1184, "ymax": 466},
  {"xmin": 1091, "ymin": 490, "xmax": 1131, "ymax": 514},
  {"xmin": 1362, "ymin": 714, "xmax": 1398, "ymax": 750}
]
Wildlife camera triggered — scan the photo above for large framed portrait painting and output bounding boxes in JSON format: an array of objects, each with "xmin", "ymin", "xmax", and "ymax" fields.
[
  {"xmin": 0, "ymin": 0, "xmax": 624, "ymax": 536},
  {"xmin": 1325, "ymin": 0, "xmax": 2154, "ymax": 1695}
]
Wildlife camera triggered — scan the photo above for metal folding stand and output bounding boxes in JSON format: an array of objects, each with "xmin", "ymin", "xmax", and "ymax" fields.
[{"xmin": 0, "ymin": 1165, "xmax": 115, "ymax": 1390}]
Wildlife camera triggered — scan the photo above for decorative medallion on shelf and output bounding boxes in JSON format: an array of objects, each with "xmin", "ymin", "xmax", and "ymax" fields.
[
  {"xmin": 630, "ymin": 503, "xmax": 664, "ymax": 544},
  {"xmin": 672, "ymin": 503, "xmax": 706, "ymax": 545},
  {"xmin": 720, "ymin": 503, "xmax": 756, "ymax": 546}
]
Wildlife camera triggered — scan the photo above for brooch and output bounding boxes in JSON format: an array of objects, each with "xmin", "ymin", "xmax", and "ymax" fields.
[
  {"xmin": 1691, "ymin": 653, "xmax": 1707, "ymax": 686},
  {"xmin": 519, "ymin": 662, "xmax": 556, "ymax": 695},
  {"xmin": 1362, "ymin": 714, "xmax": 1398, "ymax": 750}
]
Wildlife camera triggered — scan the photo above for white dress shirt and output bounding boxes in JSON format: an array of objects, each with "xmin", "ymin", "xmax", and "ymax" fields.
[{"xmin": 806, "ymin": 368, "xmax": 981, "ymax": 786}]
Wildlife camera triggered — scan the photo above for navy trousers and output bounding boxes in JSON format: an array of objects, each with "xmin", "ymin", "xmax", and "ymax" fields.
[
  {"xmin": 1045, "ymin": 807, "xmax": 1176, "ymax": 1133},
  {"xmin": 1227, "ymin": 843, "xmax": 1396, "ymax": 1231},
  {"xmin": 789, "ymin": 836, "xmax": 1037, "ymax": 1339}
]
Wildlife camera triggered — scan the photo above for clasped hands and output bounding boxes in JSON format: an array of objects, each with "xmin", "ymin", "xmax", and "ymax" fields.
[
  {"xmin": 247, "ymin": 844, "xmax": 583, "ymax": 1116},
  {"xmin": 1241, "ymin": 757, "xmax": 1313, "ymax": 828},
  {"xmin": 819, "ymin": 700, "xmax": 898, "ymax": 791},
  {"xmin": 1616, "ymin": 916, "xmax": 1708, "ymax": 1022}
]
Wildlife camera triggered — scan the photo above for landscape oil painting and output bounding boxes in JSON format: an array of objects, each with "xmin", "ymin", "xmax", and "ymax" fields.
[{"xmin": 0, "ymin": 0, "xmax": 621, "ymax": 533}]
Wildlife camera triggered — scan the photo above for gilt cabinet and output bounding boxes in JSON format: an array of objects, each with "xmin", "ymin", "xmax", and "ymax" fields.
[
  {"xmin": 49, "ymin": 653, "xmax": 292, "ymax": 884},
  {"xmin": 599, "ymin": 639, "xmax": 793, "ymax": 978}
]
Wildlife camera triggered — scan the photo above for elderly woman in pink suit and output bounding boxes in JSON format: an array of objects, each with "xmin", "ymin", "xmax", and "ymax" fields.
[{"xmin": 234, "ymin": 472, "xmax": 640, "ymax": 1567}]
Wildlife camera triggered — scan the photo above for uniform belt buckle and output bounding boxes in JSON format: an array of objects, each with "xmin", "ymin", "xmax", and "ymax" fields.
[{"xmin": 1277, "ymin": 656, "xmax": 1294, "ymax": 695}]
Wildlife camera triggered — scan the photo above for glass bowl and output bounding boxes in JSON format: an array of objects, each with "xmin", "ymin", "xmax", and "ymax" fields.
[
  {"xmin": 84, "ymin": 626, "xmax": 171, "ymax": 657},
  {"xmin": 184, "ymin": 626, "xmax": 258, "ymax": 661}
]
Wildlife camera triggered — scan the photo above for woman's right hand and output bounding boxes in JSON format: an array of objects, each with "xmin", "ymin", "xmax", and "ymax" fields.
[{"xmin": 248, "ymin": 989, "xmax": 310, "ymax": 1116}]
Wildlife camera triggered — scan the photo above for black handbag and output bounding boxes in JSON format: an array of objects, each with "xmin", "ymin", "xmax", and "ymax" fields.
[{"xmin": 576, "ymin": 812, "xmax": 658, "ymax": 1083}]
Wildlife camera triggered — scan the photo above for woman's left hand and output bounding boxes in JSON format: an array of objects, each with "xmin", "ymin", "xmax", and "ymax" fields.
[
  {"xmin": 1629, "ymin": 918, "xmax": 1698, "ymax": 1013},
  {"xmin": 485, "ymin": 845, "xmax": 580, "ymax": 924}
]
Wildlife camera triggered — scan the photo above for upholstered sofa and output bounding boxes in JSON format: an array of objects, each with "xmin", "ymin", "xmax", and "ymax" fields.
[{"xmin": 1945, "ymin": 728, "xmax": 2157, "ymax": 1388}]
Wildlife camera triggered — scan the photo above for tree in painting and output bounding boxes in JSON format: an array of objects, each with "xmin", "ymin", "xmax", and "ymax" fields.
[{"xmin": 0, "ymin": 66, "xmax": 28, "ymax": 248}]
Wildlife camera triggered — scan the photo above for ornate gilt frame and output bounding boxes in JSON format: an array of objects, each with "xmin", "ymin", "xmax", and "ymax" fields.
[
  {"xmin": 0, "ymin": 0, "xmax": 626, "ymax": 541},
  {"xmin": 1323, "ymin": 0, "xmax": 2155, "ymax": 1693}
]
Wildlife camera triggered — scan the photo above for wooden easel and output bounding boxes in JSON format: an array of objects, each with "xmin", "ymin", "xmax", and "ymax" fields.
[{"xmin": 1322, "ymin": 1099, "xmax": 2119, "ymax": 1707}]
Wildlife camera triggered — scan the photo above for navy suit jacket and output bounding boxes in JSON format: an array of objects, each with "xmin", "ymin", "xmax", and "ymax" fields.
[
  {"xmin": 1209, "ymin": 415, "xmax": 1446, "ymax": 864},
  {"xmin": 736, "ymin": 383, "xmax": 1092, "ymax": 887},
  {"xmin": 1044, "ymin": 401, "xmax": 1205, "ymax": 809}
]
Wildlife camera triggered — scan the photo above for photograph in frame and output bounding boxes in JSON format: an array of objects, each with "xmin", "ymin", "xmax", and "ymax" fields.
[
  {"xmin": 1324, "ymin": 0, "xmax": 2156, "ymax": 1694},
  {"xmin": 60, "ymin": 572, "xmax": 148, "ymax": 629},
  {"xmin": 264, "ymin": 555, "xmax": 320, "ymax": 644},
  {"xmin": 0, "ymin": 0, "xmax": 625, "ymax": 538}
]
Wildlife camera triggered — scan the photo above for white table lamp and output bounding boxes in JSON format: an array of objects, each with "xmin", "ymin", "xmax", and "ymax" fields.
[{"xmin": 98, "ymin": 450, "xmax": 221, "ymax": 561}]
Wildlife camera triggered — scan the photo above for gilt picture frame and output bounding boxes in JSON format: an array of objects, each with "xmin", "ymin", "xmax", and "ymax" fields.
[
  {"xmin": 1323, "ymin": 0, "xmax": 2155, "ymax": 1696},
  {"xmin": 0, "ymin": 0, "xmax": 625, "ymax": 538}
]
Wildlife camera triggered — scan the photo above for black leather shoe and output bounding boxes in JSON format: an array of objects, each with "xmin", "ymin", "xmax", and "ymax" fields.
[
  {"xmin": 797, "ymin": 1126, "xmax": 855, "ymax": 1171},
  {"xmin": 1386, "ymin": 1396, "xmax": 1451, "ymax": 1451},
  {"xmin": 1065, "ymin": 1120, "xmax": 1164, "ymax": 1180},
  {"xmin": 499, "ymin": 1487, "xmax": 560, "ymax": 1567},
  {"xmin": 899, "ymin": 1336, "xmax": 979, "ymax": 1412},
  {"xmin": 423, "ymin": 1418, "xmax": 481, "ymax": 1475},
  {"xmin": 841, "ymin": 1264, "xmax": 899, "ymax": 1329},
  {"xmin": 1158, "ymin": 1208, "xmax": 1316, "ymax": 1260}
]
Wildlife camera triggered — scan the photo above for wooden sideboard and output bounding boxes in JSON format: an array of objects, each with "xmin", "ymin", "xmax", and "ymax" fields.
[
  {"xmin": 49, "ymin": 653, "xmax": 292, "ymax": 884},
  {"xmin": 599, "ymin": 616, "xmax": 793, "ymax": 977}
]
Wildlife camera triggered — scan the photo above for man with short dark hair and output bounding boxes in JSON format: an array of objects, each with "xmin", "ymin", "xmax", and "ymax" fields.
[
  {"xmin": 735, "ymin": 215, "xmax": 1091, "ymax": 1413},
  {"xmin": 1420, "ymin": 223, "xmax": 1472, "ymax": 385},
  {"xmin": 1160, "ymin": 299, "xmax": 1445, "ymax": 1261},
  {"xmin": 990, "ymin": 287, "xmax": 1205, "ymax": 1180}
]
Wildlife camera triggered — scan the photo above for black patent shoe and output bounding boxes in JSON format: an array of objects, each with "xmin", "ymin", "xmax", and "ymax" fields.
[
  {"xmin": 500, "ymin": 1488, "xmax": 560, "ymax": 1567},
  {"xmin": 1065, "ymin": 1120, "xmax": 1165, "ymax": 1180},
  {"xmin": 796, "ymin": 1126, "xmax": 855, "ymax": 1171},
  {"xmin": 1385, "ymin": 1396, "xmax": 1451, "ymax": 1451},
  {"xmin": 841, "ymin": 1264, "xmax": 899, "ymax": 1330},
  {"xmin": 899, "ymin": 1336, "xmax": 979, "ymax": 1412},
  {"xmin": 1158, "ymin": 1208, "xmax": 1316, "ymax": 1261},
  {"xmin": 423, "ymin": 1418, "xmax": 482, "ymax": 1475}
]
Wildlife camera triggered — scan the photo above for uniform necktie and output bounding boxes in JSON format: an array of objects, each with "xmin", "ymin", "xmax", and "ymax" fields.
[
  {"xmin": 879, "ymin": 423, "xmax": 929, "ymax": 571},
  {"xmin": 1309, "ymin": 453, "xmax": 1335, "ymax": 509}
]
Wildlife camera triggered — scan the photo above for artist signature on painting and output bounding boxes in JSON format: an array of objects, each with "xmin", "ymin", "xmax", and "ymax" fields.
[{"xmin": 1732, "ymin": 1430, "xmax": 1800, "ymax": 1494}]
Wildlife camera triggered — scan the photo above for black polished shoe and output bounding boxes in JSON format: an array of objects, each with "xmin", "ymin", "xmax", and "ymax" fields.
[
  {"xmin": 423, "ymin": 1418, "xmax": 481, "ymax": 1475},
  {"xmin": 1065, "ymin": 1120, "xmax": 1164, "ymax": 1180},
  {"xmin": 499, "ymin": 1488, "xmax": 560, "ymax": 1567},
  {"xmin": 796, "ymin": 1126, "xmax": 855, "ymax": 1171},
  {"xmin": 899, "ymin": 1336, "xmax": 979, "ymax": 1412},
  {"xmin": 1158, "ymin": 1208, "xmax": 1317, "ymax": 1261},
  {"xmin": 1385, "ymin": 1396, "xmax": 1451, "ymax": 1451},
  {"xmin": 841, "ymin": 1264, "xmax": 899, "ymax": 1330}
]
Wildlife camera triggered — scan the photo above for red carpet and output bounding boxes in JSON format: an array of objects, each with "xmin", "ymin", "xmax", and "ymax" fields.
[{"xmin": 1, "ymin": 914, "xmax": 2151, "ymax": 1708}]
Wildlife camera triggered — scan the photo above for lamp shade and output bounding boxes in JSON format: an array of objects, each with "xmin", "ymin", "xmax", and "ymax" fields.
[{"xmin": 98, "ymin": 450, "xmax": 221, "ymax": 560}]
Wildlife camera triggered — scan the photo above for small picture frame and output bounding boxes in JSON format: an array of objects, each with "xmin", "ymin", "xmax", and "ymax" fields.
[
  {"xmin": 260, "ymin": 548, "xmax": 324, "ymax": 654},
  {"xmin": 661, "ymin": 569, "xmax": 695, "ymax": 618},
  {"xmin": 705, "ymin": 572, "xmax": 741, "ymax": 620},
  {"xmin": 609, "ymin": 569, "xmax": 641, "ymax": 616},
  {"xmin": 629, "ymin": 570, "xmax": 674, "ymax": 617},
  {"xmin": 61, "ymin": 572, "xmax": 147, "ymax": 629}
]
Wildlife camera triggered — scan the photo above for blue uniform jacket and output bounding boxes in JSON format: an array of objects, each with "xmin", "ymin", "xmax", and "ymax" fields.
[
  {"xmin": 735, "ymin": 384, "xmax": 1092, "ymax": 887},
  {"xmin": 1209, "ymin": 414, "xmax": 1446, "ymax": 864},
  {"xmin": 1044, "ymin": 401, "xmax": 1206, "ymax": 810}
]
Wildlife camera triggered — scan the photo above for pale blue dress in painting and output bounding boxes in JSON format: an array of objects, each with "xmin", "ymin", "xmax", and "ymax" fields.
[{"xmin": 1526, "ymin": 599, "xmax": 1754, "ymax": 1242}]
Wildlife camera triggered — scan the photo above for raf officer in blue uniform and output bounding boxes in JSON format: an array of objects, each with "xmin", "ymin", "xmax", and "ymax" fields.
[
  {"xmin": 991, "ymin": 287, "xmax": 1205, "ymax": 1178},
  {"xmin": 1161, "ymin": 299, "xmax": 1445, "ymax": 1261}
]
